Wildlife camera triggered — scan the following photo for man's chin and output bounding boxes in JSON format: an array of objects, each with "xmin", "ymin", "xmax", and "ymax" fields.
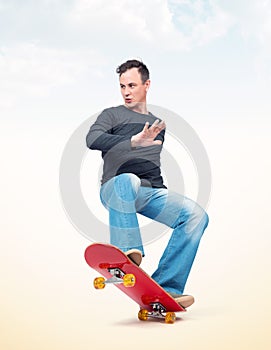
[
  {"xmin": 125, "ymin": 100, "xmax": 136, "ymax": 107},
  {"xmin": 124, "ymin": 101, "xmax": 144, "ymax": 108}
]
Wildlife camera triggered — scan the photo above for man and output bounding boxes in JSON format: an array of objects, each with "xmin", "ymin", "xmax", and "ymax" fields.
[{"xmin": 86, "ymin": 59, "xmax": 209, "ymax": 308}]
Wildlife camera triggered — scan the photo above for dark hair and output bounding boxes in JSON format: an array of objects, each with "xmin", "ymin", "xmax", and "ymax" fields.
[{"xmin": 116, "ymin": 59, "xmax": 150, "ymax": 83}]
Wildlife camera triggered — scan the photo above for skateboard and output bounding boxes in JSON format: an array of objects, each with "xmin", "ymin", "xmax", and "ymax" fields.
[{"xmin": 84, "ymin": 243, "xmax": 186, "ymax": 323}]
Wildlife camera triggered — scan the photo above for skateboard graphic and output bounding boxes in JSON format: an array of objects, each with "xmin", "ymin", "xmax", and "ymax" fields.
[{"xmin": 84, "ymin": 243, "xmax": 186, "ymax": 323}]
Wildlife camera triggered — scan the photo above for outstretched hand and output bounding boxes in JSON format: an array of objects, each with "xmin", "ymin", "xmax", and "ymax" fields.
[{"xmin": 131, "ymin": 119, "xmax": 166, "ymax": 148}]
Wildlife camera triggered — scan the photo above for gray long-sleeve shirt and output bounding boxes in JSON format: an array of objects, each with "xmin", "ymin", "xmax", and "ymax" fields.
[{"xmin": 86, "ymin": 105, "xmax": 166, "ymax": 188}]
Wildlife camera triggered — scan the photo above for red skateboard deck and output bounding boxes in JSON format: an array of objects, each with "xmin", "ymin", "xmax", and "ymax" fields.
[{"xmin": 85, "ymin": 243, "xmax": 185, "ymax": 323}]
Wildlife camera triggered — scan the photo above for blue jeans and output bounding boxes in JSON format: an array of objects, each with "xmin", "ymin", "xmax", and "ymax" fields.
[{"xmin": 100, "ymin": 173, "xmax": 209, "ymax": 294}]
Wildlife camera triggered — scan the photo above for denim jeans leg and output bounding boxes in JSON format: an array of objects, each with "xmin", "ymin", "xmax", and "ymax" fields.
[
  {"xmin": 100, "ymin": 173, "xmax": 144, "ymax": 255},
  {"xmin": 137, "ymin": 187, "xmax": 209, "ymax": 294}
]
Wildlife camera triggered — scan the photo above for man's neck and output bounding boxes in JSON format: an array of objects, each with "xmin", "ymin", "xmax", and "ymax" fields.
[{"xmin": 124, "ymin": 102, "xmax": 148, "ymax": 115}]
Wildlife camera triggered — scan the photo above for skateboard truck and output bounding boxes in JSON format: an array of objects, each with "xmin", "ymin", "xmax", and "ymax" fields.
[
  {"xmin": 93, "ymin": 268, "xmax": 136, "ymax": 289},
  {"xmin": 138, "ymin": 303, "xmax": 177, "ymax": 324}
]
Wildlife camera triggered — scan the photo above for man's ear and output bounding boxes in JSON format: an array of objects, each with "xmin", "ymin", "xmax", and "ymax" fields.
[{"xmin": 145, "ymin": 79, "xmax": 151, "ymax": 91}]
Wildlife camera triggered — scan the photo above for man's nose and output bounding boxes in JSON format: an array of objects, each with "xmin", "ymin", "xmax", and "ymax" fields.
[{"xmin": 124, "ymin": 87, "xmax": 131, "ymax": 96}]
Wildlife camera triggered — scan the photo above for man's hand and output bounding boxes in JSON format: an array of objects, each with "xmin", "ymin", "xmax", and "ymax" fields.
[{"xmin": 131, "ymin": 119, "xmax": 166, "ymax": 148}]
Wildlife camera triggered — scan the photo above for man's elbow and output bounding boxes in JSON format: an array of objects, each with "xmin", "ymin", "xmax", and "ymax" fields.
[{"xmin": 86, "ymin": 134, "xmax": 95, "ymax": 149}]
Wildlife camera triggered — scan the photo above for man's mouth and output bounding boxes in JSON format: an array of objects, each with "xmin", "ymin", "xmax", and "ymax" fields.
[{"xmin": 125, "ymin": 98, "xmax": 132, "ymax": 103}]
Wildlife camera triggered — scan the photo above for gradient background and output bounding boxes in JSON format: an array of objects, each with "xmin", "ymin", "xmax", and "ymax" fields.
[{"xmin": 1, "ymin": 1, "xmax": 271, "ymax": 349}]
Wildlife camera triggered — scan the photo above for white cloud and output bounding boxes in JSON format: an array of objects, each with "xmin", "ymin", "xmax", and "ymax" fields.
[
  {"xmin": 223, "ymin": 0, "xmax": 271, "ymax": 83},
  {"xmin": 234, "ymin": 1, "xmax": 269, "ymax": 43},
  {"xmin": 1, "ymin": 0, "xmax": 270, "ymax": 111},
  {"xmin": 68, "ymin": 0, "xmax": 233, "ymax": 51},
  {"xmin": 1, "ymin": 1, "xmax": 269, "ymax": 55},
  {"xmin": 0, "ymin": 43, "xmax": 107, "ymax": 108},
  {"xmin": 68, "ymin": 0, "xmax": 167, "ymax": 42},
  {"xmin": 167, "ymin": 0, "xmax": 234, "ymax": 47}
]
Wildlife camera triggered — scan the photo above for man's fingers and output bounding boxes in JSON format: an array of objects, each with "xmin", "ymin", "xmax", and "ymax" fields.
[
  {"xmin": 133, "ymin": 120, "xmax": 165, "ymax": 147},
  {"xmin": 150, "ymin": 119, "xmax": 160, "ymax": 129},
  {"xmin": 141, "ymin": 120, "xmax": 166, "ymax": 141},
  {"xmin": 143, "ymin": 121, "xmax": 150, "ymax": 132},
  {"xmin": 152, "ymin": 119, "xmax": 160, "ymax": 127},
  {"xmin": 149, "ymin": 119, "xmax": 166, "ymax": 131},
  {"xmin": 158, "ymin": 120, "xmax": 166, "ymax": 130}
]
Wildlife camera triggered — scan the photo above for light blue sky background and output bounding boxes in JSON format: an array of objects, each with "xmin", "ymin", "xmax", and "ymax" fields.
[{"xmin": 1, "ymin": 0, "xmax": 270, "ymax": 126}]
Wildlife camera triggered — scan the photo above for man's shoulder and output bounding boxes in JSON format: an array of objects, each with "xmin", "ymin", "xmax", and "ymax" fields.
[
  {"xmin": 97, "ymin": 105, "xmax": 125, "ymax": 122},
  {"xmin": 99, "ymin": 105, "xmax": 160, "ymax": 125},
  {"xmin": 101, "ymin": 105, "xmax": 124, "ymax": 114}
]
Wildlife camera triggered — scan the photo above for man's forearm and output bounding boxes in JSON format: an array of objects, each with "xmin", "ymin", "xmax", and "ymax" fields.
[{"xmin": 86, "ymin": 128, "xmax": 133, "ymax": 152}]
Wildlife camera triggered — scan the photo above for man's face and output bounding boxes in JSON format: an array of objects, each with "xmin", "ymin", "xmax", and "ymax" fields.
[{"xmin": 119, "ymin": 67, "xmax": 150, "ymax": 107}]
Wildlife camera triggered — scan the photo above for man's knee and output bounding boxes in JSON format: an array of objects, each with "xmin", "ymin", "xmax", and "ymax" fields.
[
  {"xmin": 101, "ymin": 173, "xmax": 141, "ymax": 213},
  {"xmin": 200, "ymin": 210, "xmax": 209, "ymax": 231},
  {"xmin": 189, "ymin": 205, "xmax": 209, "ymax": 234},
  {"xmin": 176, "ymin": 199, "xmax": 209, "ymax": 235},
  {"xmin": 113, "ymin": 173, "xmax": 141, "ymax": 200},
  {"xmin": 114, "ymin": 173, "xmax": 141, "ymax": 191}
]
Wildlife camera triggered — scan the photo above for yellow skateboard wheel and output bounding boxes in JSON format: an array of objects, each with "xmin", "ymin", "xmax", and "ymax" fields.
[
  {"xmin": 93, "ymin": 277, "xmax": 106, "ymax": 289},
  {"xmin": 138, "ymin": 309, "xmax": 149, "ymax": 321},
  {"xmin": 123, "ymin": 274, "xmax": 136, "ymax": 287},
  {"xmin": 165, "ymin": 312, "xmax": 176, "ymax": 324}
]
